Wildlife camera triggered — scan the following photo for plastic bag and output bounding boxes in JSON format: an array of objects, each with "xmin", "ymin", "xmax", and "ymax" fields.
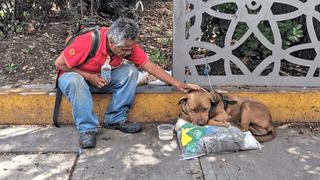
[
  {"xmin": 175, "ymin": 119, "xmax": 261, "ymax": 160},
  {"xmin": 240, "ymin": 131, "xmax": 262, "ymax": 150},
  {"xmin": 175, "ymin": 120, "xmax": 208, "ymax": 159},
  {"xmin": 201, "ymin": 126, "xmax": 244, "ymax": 154}
]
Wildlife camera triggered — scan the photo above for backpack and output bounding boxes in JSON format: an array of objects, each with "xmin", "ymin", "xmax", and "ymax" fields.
[{"xmin": 53, "ymin": 26, "xmax": 101, "ymax": 127}]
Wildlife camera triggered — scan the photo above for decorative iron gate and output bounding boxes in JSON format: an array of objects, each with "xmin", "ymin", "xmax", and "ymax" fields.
[{"xmin": 173, "ymin": 0, "xmax": 320, "ymax": 86}]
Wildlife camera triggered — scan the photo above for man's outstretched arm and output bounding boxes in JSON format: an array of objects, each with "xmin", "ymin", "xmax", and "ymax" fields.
[{"xmin": 141, "ymin": 60, "xmax": 200, "ymax": 93}]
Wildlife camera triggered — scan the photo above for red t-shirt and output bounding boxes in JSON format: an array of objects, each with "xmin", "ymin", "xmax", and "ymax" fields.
[{"xmin": 61, "ymin": 27, "xmax": 148, "ymax": 75}]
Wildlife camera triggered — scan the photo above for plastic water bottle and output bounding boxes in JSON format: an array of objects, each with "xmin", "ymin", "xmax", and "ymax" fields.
[{"xmin": 101, "ymin": 61, "xmax": 111, "ymax": 83}]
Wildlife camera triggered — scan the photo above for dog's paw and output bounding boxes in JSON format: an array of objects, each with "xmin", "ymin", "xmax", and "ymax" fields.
[{"xmin": 224, "ymin": 121, "xmax": 232, "ymax": 128}]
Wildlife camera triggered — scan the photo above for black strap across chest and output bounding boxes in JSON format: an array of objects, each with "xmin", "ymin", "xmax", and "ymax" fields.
[{"xmin": 53, "ymin": 26, "xmax": 101, "ymax": 127}]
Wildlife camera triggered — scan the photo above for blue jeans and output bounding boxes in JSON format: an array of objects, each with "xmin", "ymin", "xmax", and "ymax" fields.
[{"xmin": 58, "ymin": 63, "xmax": 138, "ymax": 133}]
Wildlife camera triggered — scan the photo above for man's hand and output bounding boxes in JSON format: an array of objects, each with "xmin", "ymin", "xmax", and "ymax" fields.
[
  {"xmin": 54, "ymin": 54, "xmax": 109, "ymax": 88},
  {"xmin": 87, "ymin": 74, "xmax": 109, "ymax": 88},
  {"xmin": 176, "ymin": 83, "xmax": 201, "ymax": 93}
]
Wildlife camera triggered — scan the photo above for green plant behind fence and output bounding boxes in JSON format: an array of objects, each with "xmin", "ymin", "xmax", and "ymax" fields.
[{"xmin": 202, "ymin": 3, "xmax": 304, "ymax": 61}]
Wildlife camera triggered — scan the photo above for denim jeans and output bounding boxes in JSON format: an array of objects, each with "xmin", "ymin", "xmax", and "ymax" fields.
[{"xmin": 58, "ymin": 63, "xmax": 138, "ymax": 133}]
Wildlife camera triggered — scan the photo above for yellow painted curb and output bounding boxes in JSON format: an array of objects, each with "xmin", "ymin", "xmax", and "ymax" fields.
[{"xmin": 0, "ymin": 88, "xmax": 320, "ymax": 125}]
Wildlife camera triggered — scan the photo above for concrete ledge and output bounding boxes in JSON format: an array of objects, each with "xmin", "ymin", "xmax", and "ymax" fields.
[{"xmin": 1, "ymin": 85, "xmax": 320, "ymax": 125}]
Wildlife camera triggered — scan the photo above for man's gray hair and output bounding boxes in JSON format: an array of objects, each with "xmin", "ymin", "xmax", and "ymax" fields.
[{"xmin": 108, "ymin": 17, "xmax": 139, "ymax": 46}]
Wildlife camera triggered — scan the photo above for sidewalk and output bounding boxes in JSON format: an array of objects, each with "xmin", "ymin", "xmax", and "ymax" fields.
[{"xmin": 0, "ymin": 125, "xmax": 319, "ymax": 180}]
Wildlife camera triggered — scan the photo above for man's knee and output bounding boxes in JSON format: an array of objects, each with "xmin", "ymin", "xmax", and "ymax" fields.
[{"xmin": 59, "ymin": 72, "xmax": 87, "ymax": 88}]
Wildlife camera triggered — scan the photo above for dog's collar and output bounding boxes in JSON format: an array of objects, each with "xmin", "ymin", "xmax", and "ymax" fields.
[{"xmin": 217, "ymin": 92, "xmax": 237, "ymax": 109}]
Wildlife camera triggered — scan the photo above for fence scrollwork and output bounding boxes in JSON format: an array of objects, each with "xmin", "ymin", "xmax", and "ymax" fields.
[{"xmin": 173, "ymin": 0, "xmax": 320, "ymax": 87}]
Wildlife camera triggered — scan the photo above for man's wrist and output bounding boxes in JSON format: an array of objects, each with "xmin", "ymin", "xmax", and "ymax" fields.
[{"xmin": 172, "ymin": 81, "xmax": 182, "ymax": 89}]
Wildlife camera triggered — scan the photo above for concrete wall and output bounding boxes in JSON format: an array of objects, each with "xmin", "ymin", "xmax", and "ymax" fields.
[{"xmin": 1, "ymin": 87, "xmax": 320, "ymax": 125}]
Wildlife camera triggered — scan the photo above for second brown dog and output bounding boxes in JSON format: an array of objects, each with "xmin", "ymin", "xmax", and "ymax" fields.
[{"xmin": 179, "ymin": 90, "xmax": 275, "ymax": 142}]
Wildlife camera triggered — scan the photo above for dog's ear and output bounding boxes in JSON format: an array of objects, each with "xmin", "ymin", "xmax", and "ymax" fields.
[
  {"xmin": 226, "ymin": 100, "xmax": 237, "ymax": 105},
  {"xmin": 209, "ymin": 100, "xmax": 220, "ymax": 117},
  {"xmin": 178, "ymin": 97, "xmax": 189, "ymax": 115},
  {"xmin": 210, "ymin": 100, "xmax": 220, "ymax": 107},
  {"xmin": 209, "ymin": 93, "xmax": 220, "ymax": 106},
  {"xmin": 178, "ymin": 97, "xmax": 188, "ymax": 104}
]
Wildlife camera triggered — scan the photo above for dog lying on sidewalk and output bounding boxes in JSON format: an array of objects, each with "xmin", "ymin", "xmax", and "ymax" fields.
[{"xmin": 178, "ymin": 89, "xmax": 275, "ymax": 142}]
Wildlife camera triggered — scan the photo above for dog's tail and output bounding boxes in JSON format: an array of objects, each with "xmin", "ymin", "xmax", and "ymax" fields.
[{"xmin": 253, "ymin": 125, "xmax": 276, "ymax": 143}]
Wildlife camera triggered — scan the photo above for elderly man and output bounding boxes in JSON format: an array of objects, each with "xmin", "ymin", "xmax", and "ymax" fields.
[{"xmin": 55, "ymin": 17, "xmax": 199, "ymax": 149}]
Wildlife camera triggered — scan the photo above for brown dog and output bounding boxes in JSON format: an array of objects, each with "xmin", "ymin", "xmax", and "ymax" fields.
[{"xmin": 179, "ymin": 90, "xmax": 275, "ymax": 142}]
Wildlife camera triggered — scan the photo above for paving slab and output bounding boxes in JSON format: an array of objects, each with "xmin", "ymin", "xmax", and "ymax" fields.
[
  {"xmin": 0, "ymin": 153, "xmax": 76, "ymax": 180},
  {"xmin": 0, "ymin": 125, "xmax": 319, "ymax": 180},
  {"xmin": 0, "ymin": 126, "xmax": 78, "ymax": 153},
  {"xmin": 200, "ymin": 128, "xmax": 320, "ymax": 180},
  {"xmin": 72, "ymin": 124, "xmax": 202, "ymax": 180}
]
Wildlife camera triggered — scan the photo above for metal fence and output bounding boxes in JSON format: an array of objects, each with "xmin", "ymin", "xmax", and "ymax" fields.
[{"xmin": 173, "ymin": 0, "xmax": 320, "ymax": 87}]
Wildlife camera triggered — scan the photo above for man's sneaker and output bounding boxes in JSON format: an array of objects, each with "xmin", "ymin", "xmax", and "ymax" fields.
[
  {"xmin": 79, "ymin": 131, "xmax": 97, "ymax": 149},
  {"xmin": 106, "ymin": 121, "xmax": 142, "ymax": 133}
]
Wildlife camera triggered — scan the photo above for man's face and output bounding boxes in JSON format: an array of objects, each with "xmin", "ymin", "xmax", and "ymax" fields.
[{"xmin": 109, "ymin": 39, "xmax": 136, "ymax": 57}]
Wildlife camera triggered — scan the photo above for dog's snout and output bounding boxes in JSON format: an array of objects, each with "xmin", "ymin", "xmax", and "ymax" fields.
[{"xmin": 191, "ymin": 117, "xmax": 208, "ymax": 126}]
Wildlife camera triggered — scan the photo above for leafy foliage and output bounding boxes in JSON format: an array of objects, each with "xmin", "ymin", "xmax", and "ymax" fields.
[
  {"xmin": 149, "ymin": 51, "xmax": 167, "ymax": 64},
  {"xmin": 278, "ymin": 21, "xmax": 304, "ymax": 48},
  {"xmin": 200, "ymin": 3, "xmax": 304, "ymax": 60},
  {"xmin": 4, "ymin": 63, "xmax": 18, "ymax": 74},
  {"xmin": 21, "ymin": 47, "xmax": 33, "ymax": 54}
]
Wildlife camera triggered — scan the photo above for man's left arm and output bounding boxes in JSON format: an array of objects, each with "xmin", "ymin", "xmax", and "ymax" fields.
[
  {"xmin": 141, "ymin": 60, "xmax": 199, "ymax": 93},
  {"xmin": 126, "ymin": 44, "xmax": 200, "ymax": 92}
]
